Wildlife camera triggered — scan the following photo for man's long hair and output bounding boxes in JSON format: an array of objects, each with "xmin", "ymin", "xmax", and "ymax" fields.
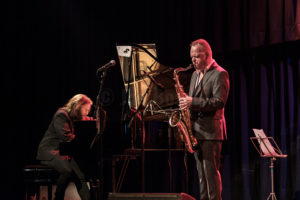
[{"xmin": 61, "ymin": 94, "xmax": 93, "ymax": 120}]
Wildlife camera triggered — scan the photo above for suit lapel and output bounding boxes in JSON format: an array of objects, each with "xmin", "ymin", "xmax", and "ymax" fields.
[
  {"xmin": 189, "ymin": 72, "xmax": 198, "ymax": 96},
  {"xmin": 193, "ymin": 64, "xmax": 216, "ymax": 96}
]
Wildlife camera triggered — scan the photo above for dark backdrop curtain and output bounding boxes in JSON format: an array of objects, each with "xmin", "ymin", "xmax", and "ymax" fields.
[
  {"xmin": 221, "ymin": 41, "xmax": 300, "ymax": 200},
  {"xmin": 3, "ymin": 0, "xmax": 300, "ymax": 199}
]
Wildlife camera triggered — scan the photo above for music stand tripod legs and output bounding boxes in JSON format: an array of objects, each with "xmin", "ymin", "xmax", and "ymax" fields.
[{"xmin": 267, "ymin": 157, "xmax": 277, "ymax": 200}]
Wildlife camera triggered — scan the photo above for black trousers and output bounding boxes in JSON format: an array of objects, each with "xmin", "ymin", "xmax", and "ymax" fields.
[
  {"xmin": 41, "ymin": 155, "xmax": 91, "ymax": 200},
  {"xmin": 194, "ymin": 141, "xmax": 222, "ymax": 200}
]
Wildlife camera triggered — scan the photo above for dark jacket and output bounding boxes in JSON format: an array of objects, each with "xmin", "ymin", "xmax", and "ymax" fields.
[
  {"xmin": 188, "ymin": 61, "xmax": 230, "ymax": 140},
  {"xmin": 36, "ymin": 109, "xmax": 74, "ymax": 161}
]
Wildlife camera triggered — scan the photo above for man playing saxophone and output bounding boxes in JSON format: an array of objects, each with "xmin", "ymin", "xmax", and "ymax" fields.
[{"xmin": 179, "ymin": 39, "xmax": 230, "ymax": 200}]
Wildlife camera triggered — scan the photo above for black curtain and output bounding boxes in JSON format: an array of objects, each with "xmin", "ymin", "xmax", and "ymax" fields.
[
  {"xmin": 221, "ymin": 41, "xmax": 300, "ymax": 200},
  {"xmin": 3, "ymin": 0, "xmax": 300, "ymax": 199}
]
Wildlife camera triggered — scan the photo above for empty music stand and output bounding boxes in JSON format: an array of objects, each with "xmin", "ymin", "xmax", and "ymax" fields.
[{"xmin": 250, "ymin": 129, "xmax": 287, "ymax": 200}]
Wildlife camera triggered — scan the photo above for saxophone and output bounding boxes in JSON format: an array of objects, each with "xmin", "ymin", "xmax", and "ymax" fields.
[{"xmin": 169, "ymin": 65, "xmax": 198, "ymax": 153}]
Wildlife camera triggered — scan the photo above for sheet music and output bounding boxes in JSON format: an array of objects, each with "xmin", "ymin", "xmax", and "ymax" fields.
[{"xmin": 252, "ymin": 129, "xmax": 278, "ymax": 157}]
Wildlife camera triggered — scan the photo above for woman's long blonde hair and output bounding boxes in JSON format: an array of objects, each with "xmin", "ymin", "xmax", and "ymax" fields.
[{"xmin": 61, "ymin": 94, "xmax": 93, "ymax": 120}]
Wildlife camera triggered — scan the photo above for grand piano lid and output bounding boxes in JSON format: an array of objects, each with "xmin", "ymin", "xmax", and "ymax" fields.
[{"xmin": 116, "ymin": 43, "xmax": 177, "ymax": 111}]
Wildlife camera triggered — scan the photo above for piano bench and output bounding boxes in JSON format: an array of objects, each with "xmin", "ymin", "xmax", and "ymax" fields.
[{"xmin": 24, "ymin": 164, "xmax": 58, "ymax": 200}]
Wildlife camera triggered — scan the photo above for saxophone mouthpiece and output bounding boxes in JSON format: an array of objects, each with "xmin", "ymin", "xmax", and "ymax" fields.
[{"xmin": 187, "ymin": 64, "xmax": 193, "ymax": 70}]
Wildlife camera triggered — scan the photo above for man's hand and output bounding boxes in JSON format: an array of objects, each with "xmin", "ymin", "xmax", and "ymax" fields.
[
  {"xmin": 51, "ymin": 150, "xmax": 71, "ymax": 160},
  {"xmin": 179, "ymin": 94, "xmax": 193, "ymax": 110},
  {"xmin": 66, "ymin": 133, "xmax": 75, "ymax": 141},
  {"xmin": 82, "ymin": 116, "xmax": 95, "ymax": 121}
]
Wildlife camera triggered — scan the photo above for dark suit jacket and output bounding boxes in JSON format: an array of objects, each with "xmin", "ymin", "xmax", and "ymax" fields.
[
  {"xmin": 36, "ymin": 109, "xmax": 74, "ymax": 161},
  {"xmin": 188, "ymin": 61, "xmax": 230, "ymax": 140}
]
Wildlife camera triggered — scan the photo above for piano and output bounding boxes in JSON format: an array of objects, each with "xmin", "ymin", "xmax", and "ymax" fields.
[
  {"xmin": 113, "ymin": 44, "xmax": 193, "ymax": 193},
  {"xmin": 116, "ymin": 43, "xmax": 192, "ymax": 122},
  {"xmin": 116, "ymin": 43, "xmax": 193, "ymax": 151},
  {"xmin": 59, "ymin": 120, "xmax": 100, "ymax": 179}
]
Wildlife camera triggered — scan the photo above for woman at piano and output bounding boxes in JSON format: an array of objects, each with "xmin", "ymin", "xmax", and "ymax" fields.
[{"xmin": 36, "ymin": 94, "xmax": 94, "ymax": 200}]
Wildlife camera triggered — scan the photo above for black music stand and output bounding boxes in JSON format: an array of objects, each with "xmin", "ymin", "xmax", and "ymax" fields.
[
  {"xmin": 144, "ymin": 100, "xmax": 174, "ymax": 191},
  {"xmin": 127, "ymin": 76, "xmax": 158, "ymax": 192},
  {"xmin": 143, "ymin": 100, "xmax": 188, "ymax": 193},
  {"xmin": 250, "ymin": 129, "xmax": 287, "ymax": 200}
]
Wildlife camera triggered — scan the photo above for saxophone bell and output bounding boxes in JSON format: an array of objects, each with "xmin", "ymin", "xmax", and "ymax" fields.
[{"xmin": 169, "ymin": 110, "xmax": 181, "ymax": 127}]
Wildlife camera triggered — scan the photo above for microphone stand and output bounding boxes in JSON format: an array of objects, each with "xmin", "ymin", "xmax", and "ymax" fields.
[{"xmin": 92, "ymin": 70, "xmax": 108, "ymax": 200}]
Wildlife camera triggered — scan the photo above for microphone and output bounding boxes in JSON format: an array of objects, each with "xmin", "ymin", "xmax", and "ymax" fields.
[
  {"xmin": 97, "ymin": 60, "xmax": 116, "ymax": 72},
  {"xmin": 143, "ymin": 70, "xmax": 165, "ymax": 90}
]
